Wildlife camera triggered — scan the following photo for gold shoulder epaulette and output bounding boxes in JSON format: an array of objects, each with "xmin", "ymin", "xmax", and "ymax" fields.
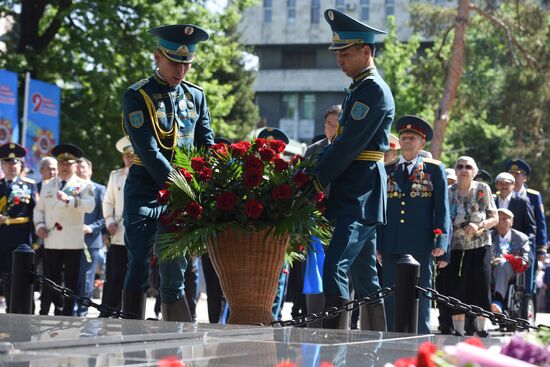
[
  {"xmin": 527, "ymin": 188, "xmax": 540, "ymax": 195},
  {"xmin": 129, "ymin": 79, "xmax": 149, "ymax": 91},
  {"xmin": 182, "ymin": 80, "xmax": 203, "ymax": 91},
  {"xmin": 422, "ymin": 157, "xmax": 442, "ymax": 165},
  {"xmin": 21, "ymin": 177, "xmax": 36, "ymax": 184}
]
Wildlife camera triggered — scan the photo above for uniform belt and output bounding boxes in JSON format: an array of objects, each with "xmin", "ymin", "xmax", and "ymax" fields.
[
  {"xmin": 2, "ymin": 216, "xmax": 30, "ymax": 225},
  {"xmin": 355, "ymin": 150, "xmax": 384, "ymax": 162}
]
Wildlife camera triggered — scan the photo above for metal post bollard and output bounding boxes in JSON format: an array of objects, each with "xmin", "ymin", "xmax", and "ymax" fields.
[
  {"xmin": 10, "ymin": 244, "xmax": 35, "ymax": 314},
  {"xmin": 394, "ymin": 254, "xmax": 419, "ymax": 333}
]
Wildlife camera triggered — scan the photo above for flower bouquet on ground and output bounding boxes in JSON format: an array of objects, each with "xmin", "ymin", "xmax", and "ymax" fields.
[
  {"xmin": 157, "ymin": 138, "xmax": 331, "ymax": 324},
  {"xmin": 386, "ymin": 328, "xmax": 550, "ymax": 367}
]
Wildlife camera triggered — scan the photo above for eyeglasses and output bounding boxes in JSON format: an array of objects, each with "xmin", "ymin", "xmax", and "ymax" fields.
[{"xmin": 456, "ymin": 164, "xmax": 474, "ymax": 170}]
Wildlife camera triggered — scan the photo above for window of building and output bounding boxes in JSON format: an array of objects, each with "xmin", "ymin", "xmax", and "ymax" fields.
[
  {"xmin": 282, "ymin": 48, "xmax": 316, "ymax": 69},
  {"xmin": 282, "ymin": 94, "xmax": 298, "ymax": 119},
  {"xmin": 386, "ymin": 0, "xmax": 394, "ymax": 16},
  {"xmin": 360, "ymin": 0, "xmax": 370, "ymax": 21},
  {"xmin": 335, "ymin": 0, "xmax": 345, "ymax": 12},
  {"xmin": 301, "ymin": 94, "xmax": 316, "ymax": 119},
  {"xmin": 288, "ymin": 0, "xmax": 296, "ymax": 23},
  {"xmin": 264, "ymin": 0, "xmax": 272, "ymax": 23},
  {"xmin": 311, "ymin": 0, "xmax": 320, "ymax": 24}
]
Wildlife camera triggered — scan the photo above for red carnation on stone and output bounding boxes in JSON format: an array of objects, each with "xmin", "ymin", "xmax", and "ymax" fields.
[
  {"xmin": 416, "ymin": 342, "xmax": 437, "ymax": 367},
  {"xmin": 54, "ymin": 222, "xmax": 63, "ymax": 231}
]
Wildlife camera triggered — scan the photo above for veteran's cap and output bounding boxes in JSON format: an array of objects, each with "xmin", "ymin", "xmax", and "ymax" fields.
[
  {"xmin": 0, "ymin": 143, "xmax": 26, "ymax": 162},
  {"xmin": 257, "ymin": 127, "xmax": 290, "ymax": 145},
  {"xmin": 396, "ymin": 115, "xmax": 434, "ymax": 142},
  {"xmin": 495, "ymin": 172, "xmax": 515, "ymax": 184},
  {"xmin": 116, "ymin": 136, "xmax": 133, "ymax": 154},
  {"xmin": 51, "ymin": 143, "xmax": 84, "ymax": 163},
  {"xmin": 389, "ymin": 134, "xmax": 400, "ymax": 150},
  {"xmin": 148, "ymin": 24, "xmax": 209, "ymax": 64},
  {"xmin": 324, "ymin": 9, "xmax": 387, "ymax": 50},
  {"xmin": 505, "ymin": 159, "xmax": 531, "ymax": 176}
]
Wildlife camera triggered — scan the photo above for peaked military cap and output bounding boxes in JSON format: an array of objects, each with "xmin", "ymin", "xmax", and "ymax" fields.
[
  {"xmin": 116, "ymin": 136, "xmax": 133, "ymax": 154},
  {"xmin": 475, "ymin": 169, "xmax": 493, "ymax": 185},
  {"xmin": 148, "ymin": 24, "xmax": 209, "ymax": 64},
  {"xmin": 396, "ymin": 115, "xmax": 434, "ymax": 142},
  {"xmin": 324, "ymin": 8, "xmax": 387, "ymax": 50},
  {"xmin": 0, "ymin": 142, "xmax": 26, "ymax": 162},
  {"xmin": 257, "ymin": 127, "xmax": 290, "ymax": 144},
  {"xmin": 505, "ymin": 158, "xmax": 531, "ymax": 176},
  {"xmin": 51, "ymin": 143, "xmax": 84, "ymax": 163}
]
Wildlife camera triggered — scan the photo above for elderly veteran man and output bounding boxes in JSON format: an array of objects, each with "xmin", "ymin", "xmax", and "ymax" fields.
[
  {"xmin": 0, "ymin": 143, "xmax": 37, "ymax": 312},
  {"xmin": 494, "ymin": 172, "xmax": 536, "ymax": 245},
  {"xmin": 379, "ymin": 116, "xmax": 450, "ymax": 334},
  {"xmin": 34, "ymin": 144, "xmax": 95, "ymax": 316},
  {"xmin": 312, "ymin": 8, "xmax": 395, "ymax": 330},
  {"xmin": 122, "ymin": 24, "xmax": 214, "ymax": 320},
  {"xmin": 490, "ymin": 208, "xmax": 531, "ymax": 313}
]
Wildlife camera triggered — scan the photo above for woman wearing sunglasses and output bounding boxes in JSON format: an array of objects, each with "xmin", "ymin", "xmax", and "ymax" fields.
[{"xmin": 447, "ymin": 156, "xmax": 498, "ymax": 336}]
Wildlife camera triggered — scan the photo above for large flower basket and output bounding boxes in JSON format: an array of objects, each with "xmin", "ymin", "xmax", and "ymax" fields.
[{"xmin": 206, "ymin": 227, "xmax": 289, "ymax": 325}]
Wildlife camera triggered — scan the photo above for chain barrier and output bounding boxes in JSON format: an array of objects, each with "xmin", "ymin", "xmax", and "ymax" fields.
[
  {"xmin": 417, "ymin": 286, "xmax": 550, "ymax": 332},
  {"xmin": 31, "ymin": 271, "xmax": 137, "ymax": 319},
  {"xmin": 0, "ymin": 272, "xmax": 11, "ymax": 287},
  {"xmin": 269, "ymin": 287, "xmax": 395, "ymax": 327}
]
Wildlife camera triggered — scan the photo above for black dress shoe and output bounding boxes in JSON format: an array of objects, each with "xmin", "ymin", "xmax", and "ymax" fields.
[
  {"xmin": 440, "ymin": 328, "xmax": 453, "ymax": 335},
  {"xmin": 454, "ymin": 331, "xmax": 464, "ymax": 337},
  {"xmin": 476, "ymin": 330, "xmax": 490, "ymax": 338}
]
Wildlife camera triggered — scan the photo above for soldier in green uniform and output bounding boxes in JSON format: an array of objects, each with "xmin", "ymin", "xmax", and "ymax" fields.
[
  {"xmin": 313, "ymin": 9, "xmax": 395, "ymax": 330},
  {"xmin": 122, "ymin": 24, "xmax": 214, "ymax": 320}
]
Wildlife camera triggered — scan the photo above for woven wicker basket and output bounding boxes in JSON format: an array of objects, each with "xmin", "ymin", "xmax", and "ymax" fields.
[{"xmin": 206, "ymin": 227, "xmax": 289, "ymax": 325}]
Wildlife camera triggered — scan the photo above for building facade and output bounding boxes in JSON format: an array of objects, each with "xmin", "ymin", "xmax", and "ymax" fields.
[{"xmin": 238, "ymin": 0, "xmax": 422, "ymax": 142}]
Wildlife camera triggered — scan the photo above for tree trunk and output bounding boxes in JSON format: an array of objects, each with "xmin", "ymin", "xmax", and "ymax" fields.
[{"xmin": 430, "ymin": 0, "xmax": 470, "ymax": 159}]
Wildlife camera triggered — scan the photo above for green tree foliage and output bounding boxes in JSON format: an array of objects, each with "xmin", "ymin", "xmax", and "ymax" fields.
[
  {"xmin": 0, "ymin": 0, "xmax": 259, "ymax": 183},
  {"xmin": 410, "ymin": 0, "xmax": 550, "ymax": 211}
]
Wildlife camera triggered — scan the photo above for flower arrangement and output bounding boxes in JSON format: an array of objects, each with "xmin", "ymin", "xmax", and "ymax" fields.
[
  {"xmin": 502, "ymin": 253, "xmax": 529, "ymax": 273},
  {"xmin": 157, "ymin": 138, "xmax": 331, "ymax": 261},
  {"xmin": 387, "ymin": 328, "xmax": 550, "ymax": 367}
]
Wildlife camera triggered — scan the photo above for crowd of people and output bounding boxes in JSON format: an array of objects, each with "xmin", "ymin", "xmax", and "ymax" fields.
[{"xmin": 1, "ymin": 8, "xmax": 549, "ymax": 338}]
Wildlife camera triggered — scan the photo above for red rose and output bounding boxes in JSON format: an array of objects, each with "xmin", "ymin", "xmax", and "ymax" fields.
[
  {"xmin": 179, "ymin": 168, "xmax": 193, "ymax": 182},
  {"xmin": 274, "ymin": 158, "xmax": 289, "ymax": 172},
  {"xmin": 211, "ymin": 143, "xmax": 228, "ymax": 156},
  {"xmin": 186, "ymin": 201, "xmax": 203, "ymax": 219},
  {"xmin": 54, "ymin": 222, "xmax": 63, "ymax": 231},
  {"xmin": 13, "ymin": 196, "xmax": 20, "ymax": 205},
  {"xmin": 198, "ymin": 167, "xmax": 213, "ymax": 182},
  {"xmin": 272, "ymin": 184, "xmax": 292, "ymax": 200},
  {"xmin": 269, "ymin": 140, "xmax": 286, "ymax": 154},
  {"xmin": 230, "ymin": 141, "xmax": 251, "ymax": 157},
  {"xmin": 433, "ymin": 228, "xmax": 443, "ymax": 236},
  {"xmin": 216, "ymin": 192, "xmax": 238, "ymax": 211},
  {"xmin": 157, "ymin": 189, "xmax": 171, "ymax": 204},
  {"xmin": 245, "ymin": 199, "xmax": 264, "ymax": 218},
  {"xmin": 258, "ymin": 147, "xmax": 276, "ymax": 162},
  {"xmin": 416, "ymin": 342, "xmax": 436, "ymax": 367},
  {"xmin": 244, "ymin": 171, "xmax": 263, "ymax": 188},
  {"xmin": 291, "ymin": 154, "xmax": 302, "ymax": 165},
  {"xmin": 244, "ymin": 155, "xmax": 263, "ymax": 170},
  {"xmin": 254, "ymin": 138, "xmax": 268, "ymax": 149},
  {"xmin": 191, "ymin": 157, "xmax": 206, "ymax": 171},
  {"xmin": 293, "ymin": 170, "xmax": 309, "ymax": 188}
]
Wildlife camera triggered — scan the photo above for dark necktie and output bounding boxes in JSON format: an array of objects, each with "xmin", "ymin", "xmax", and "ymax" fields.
[
  {"xmin": 402, "ymin": 162, "xmax": 412, "ymax": 181},
  {"xmin": 59, "ymin": 180, "xmax": 67, "ymax": 190}
]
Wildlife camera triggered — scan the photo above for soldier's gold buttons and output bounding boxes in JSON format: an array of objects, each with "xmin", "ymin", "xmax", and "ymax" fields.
[
  {"xmin": 401, "ymin": 201, "xmax": 405, "ymax": 206},
  {"xmin": 401, "ymin": 210, "xmax": 405, "ymax": 214},
  {"xmin": 400, "ymin": 219, "xmax": 405, "ymax": 223}
]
